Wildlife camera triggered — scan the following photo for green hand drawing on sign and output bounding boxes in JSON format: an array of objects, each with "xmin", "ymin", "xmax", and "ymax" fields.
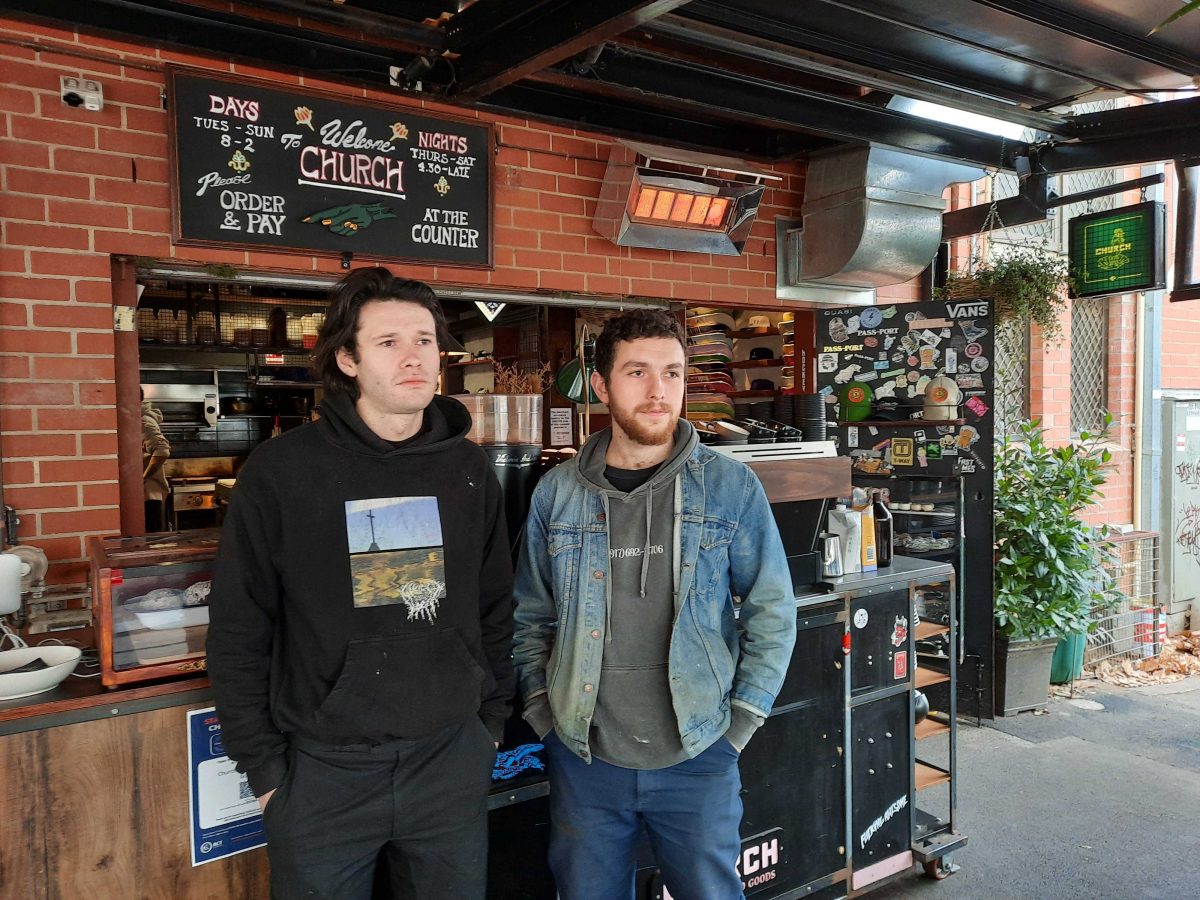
[{"xmin": 302, "ymin": 203, "xmax": 397, "ymax": 236}]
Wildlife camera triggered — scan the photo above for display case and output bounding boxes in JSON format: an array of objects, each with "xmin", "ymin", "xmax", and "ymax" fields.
[{"xmin": 89, "ymin": 530, "xmax": 221, "ymax": 688}]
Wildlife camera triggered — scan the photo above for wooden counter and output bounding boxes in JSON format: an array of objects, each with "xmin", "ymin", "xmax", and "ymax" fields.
[{"xmin": 0, "ymin": 677, "xmax": 270, "ymax": 898}]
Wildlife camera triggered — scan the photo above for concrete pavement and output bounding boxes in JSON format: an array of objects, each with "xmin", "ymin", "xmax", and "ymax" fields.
[{"xmin": 868, "ymin": 678, "xmax": 1200, "ymax": 900}]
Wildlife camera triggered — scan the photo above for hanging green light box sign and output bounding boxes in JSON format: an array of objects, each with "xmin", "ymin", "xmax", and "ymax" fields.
[{"xmin": 1068, "ymin": 201, "xmax": 1166, "ymax": 298}]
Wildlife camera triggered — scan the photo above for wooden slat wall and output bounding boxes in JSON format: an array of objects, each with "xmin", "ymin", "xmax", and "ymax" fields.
[{"xmin": 0, "ymin": 706, "xmax": 270, "ymax": 899}]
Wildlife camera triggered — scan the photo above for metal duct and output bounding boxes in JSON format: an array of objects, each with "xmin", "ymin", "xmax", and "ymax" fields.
[{"xmin": 779, "ymin": 145, "xmax": 984, "ymax": 305}]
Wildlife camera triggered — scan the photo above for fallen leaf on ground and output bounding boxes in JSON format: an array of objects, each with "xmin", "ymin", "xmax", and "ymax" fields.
[{"xmin": 1089, "ymin": 631, "xmax": 1200, "ymax": 686}]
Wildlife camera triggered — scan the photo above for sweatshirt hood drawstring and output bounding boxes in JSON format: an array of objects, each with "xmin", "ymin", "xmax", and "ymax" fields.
[
  {"xmin": 602, "ymin": 493, "xmax": 614, "ymax": 642},
  {"xmin": 640, "ymin": 483, "xmax": 652, "ymax": 599}
]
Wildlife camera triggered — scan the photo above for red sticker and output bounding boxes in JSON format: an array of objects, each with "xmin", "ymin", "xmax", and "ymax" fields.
[{"xmin": 894, "ymin": 650, "xmax": 908, "ymax": 680}]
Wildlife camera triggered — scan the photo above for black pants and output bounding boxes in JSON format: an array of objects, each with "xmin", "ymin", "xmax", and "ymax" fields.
[{"xmin": 264, "ymin": 718, "xmax": 496, "ymax": 900}]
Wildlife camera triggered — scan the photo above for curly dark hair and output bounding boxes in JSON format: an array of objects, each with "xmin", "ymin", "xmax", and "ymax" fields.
[
  {"xmin": 312, "ymin": 267, "xmax": 447, "ymax": 399},
  {"xmin": 593, "ymin": 308, "xmax": 687, "ymax": 381}
]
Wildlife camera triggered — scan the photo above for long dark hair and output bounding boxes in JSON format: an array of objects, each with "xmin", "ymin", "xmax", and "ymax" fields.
[{"xmin": 312, "ymin": 267, "xmax": 446, "ymax": 399}]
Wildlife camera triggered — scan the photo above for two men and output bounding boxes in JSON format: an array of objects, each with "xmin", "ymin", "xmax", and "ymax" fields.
[
  {"xmin": 513, "ymin": 309, "xmax": 797, "ymax": 899},
  {"xmin": 209, "ymin": 268, "xmax": 794, "ymax": 900},
  {"xmin": 208, "ymin": 268, "xmax": 514, "ymax": 899}
]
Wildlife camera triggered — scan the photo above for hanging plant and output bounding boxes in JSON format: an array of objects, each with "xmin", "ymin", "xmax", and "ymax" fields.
[{"xmin": 936, "ymin": 246, "xmax": 1070, "ymax": 342}]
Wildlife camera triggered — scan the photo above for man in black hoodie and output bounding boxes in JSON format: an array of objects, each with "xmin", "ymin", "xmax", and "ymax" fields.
[{"xmin": 207, "ymin": 268, "xmax": 514, "ymax": 900}]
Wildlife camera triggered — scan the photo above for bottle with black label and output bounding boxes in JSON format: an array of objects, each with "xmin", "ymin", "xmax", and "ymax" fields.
[{"xmin": 873, "ymin": 488, "xmax": 894, "ymax": 567}]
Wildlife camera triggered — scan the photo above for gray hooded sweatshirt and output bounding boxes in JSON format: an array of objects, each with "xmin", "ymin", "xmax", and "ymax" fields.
[
  {"xmin": 566, "ymin": 419, "xmax": 761, "ymax": 768},
  {"xmin": 581, "ymin": 421, "xmax": 692, "ymax": 768}
]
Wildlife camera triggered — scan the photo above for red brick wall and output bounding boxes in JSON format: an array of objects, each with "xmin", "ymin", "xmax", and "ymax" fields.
[
  {"xmin": 943, "ymin": 179, "xmax": 1138, "ymax": 529},
  {"xmin": 0, "ymin": 17, "xmax": 833, "ymax": 586},
  {"xmin": 0, "ymin": 14, "xmax": 930, "ymax": 587}
]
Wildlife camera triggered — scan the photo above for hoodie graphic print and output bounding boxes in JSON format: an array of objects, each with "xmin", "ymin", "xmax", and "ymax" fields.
[{"xmin": 346, "ymin": 496, "xmax": 445, "ymax": 621}]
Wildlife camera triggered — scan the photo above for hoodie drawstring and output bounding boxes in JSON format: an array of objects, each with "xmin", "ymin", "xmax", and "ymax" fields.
[
  {"xmin": 640, "ymin": 484, "xmax": 652, "ymax": 598},
  {"xmin": 602, "ymin": 493, "xmax": 614, "ymax": 643}
]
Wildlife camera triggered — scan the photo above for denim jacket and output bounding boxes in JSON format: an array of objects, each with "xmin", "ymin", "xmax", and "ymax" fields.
[{"xmin": 512, "ymin": 440, "xmax": 796, "ymax": 762}]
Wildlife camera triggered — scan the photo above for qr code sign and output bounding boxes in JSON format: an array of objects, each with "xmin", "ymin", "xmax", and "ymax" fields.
[{"xmin": 237, "ymin": 779, "xmax": 254, "ymax": 802}]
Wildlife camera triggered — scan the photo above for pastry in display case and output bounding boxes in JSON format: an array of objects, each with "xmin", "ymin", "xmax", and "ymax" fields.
[{"xmin": 89, "ymin": 529, "xmax": 221, "ymax": 688}]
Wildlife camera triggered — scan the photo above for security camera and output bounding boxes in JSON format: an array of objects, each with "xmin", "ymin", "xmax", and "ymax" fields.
[{"xmin": 59, "ymin": 75, "xmax": 103, "ymax": 111}]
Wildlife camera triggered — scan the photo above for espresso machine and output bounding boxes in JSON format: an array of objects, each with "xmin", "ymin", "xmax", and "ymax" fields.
[{"xmin": 713, "ymin": 439, "xmax": 851, "ymax": 594}]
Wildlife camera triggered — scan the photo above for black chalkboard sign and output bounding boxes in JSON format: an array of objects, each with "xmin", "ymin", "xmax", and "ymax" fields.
[{"xmin": 167, "ymin": 68, "xmax": 492, "ymax": 267}]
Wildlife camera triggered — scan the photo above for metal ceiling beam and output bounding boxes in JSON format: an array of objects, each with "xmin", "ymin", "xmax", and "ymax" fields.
[
  {"xmin": 0, "ymin": 0, "xmax": 440, "ymax": 76},
  {"xmin": 1037, "ymin": 96, "xmax": 1200, "ymax": 173},
  {"xmin": 523, "ymin": 68, "xmax": 835, "ymax": 156},
  {"xmin": 941, "ymin": 174, "xmax": 1053, "ymax": 240},
  {"xmin": 642, "ymin": 14, "xmax": 1073, "ymax": 137},
  {"xmin": 480, "ymin": 80, "xmax": 815, "ymax": 160},
  {"xmin": 807, "ymin": 0, "xmax": 1135, "ymax": 96},
  {"xmin": 444, "ymin": 0, "xmax": 690, "ymax": 100},
  {"xmin": 676, "ymin": 0, "xmax": 1055, "ymax": 107},
  {"xmin": 967, "ymin": 0, "xmax": 1200, "ymax": 76},
  {"xmin": 572, "ymin": 47, "xmax": 1026, "ymax": 168}
]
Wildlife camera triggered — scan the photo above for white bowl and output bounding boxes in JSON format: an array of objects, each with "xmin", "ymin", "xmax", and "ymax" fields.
[{"xmin": 0, "ymin": 646, "xmax": 82, "ymax": 700}]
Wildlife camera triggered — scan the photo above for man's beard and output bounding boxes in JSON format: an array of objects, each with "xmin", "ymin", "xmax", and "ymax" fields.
[{"xmin": 609, "ymin": 398, "xmax": 678, "ymax": 446}]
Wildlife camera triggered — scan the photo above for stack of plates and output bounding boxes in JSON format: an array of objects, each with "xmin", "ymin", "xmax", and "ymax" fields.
[
  {"xmin": 772, "ymin": 395, "xmax": 794, "ymax": 427},
  {"xmin": 793, "ymin": 393, "xmax": 827, "ymax": 442},
  {"xmin": 686, "ymin": 309, "xmax": 736, "ymax": 422}
]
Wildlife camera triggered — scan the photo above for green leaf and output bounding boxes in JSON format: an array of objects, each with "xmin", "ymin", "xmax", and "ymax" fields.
[{"xmin": 1150, "ymin": 0, "xmax": 1200, "ymax": 34}]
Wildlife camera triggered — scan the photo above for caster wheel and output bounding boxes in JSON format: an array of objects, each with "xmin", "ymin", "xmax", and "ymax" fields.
[{"xmin": 922, "ymin": 854, "xmax": 958, "ymax": 880}]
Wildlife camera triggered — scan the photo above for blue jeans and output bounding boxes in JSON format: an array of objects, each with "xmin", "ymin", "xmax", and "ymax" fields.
[{"xmin": 544, "ymin": 732, "xmax": 745, "ymax": 900}]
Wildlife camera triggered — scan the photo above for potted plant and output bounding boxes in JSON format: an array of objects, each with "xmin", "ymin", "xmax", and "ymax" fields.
[
  {"xmin": 455, "ymin": 360, "xmax": 551, "ymax": 446},
  {"xmin": 993, "ymin": 415, "xmax": 1117, "ymax": 713},
  {"xmin": 938, "ymin": 245, "xmax": 1070, "ymax": 342}
]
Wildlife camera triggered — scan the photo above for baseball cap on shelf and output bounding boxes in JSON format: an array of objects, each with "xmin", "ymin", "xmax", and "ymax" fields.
[
  {"xmin": 748, "ymin": 346, "xmax": 775, "ymax": 361},
  {"xmin": 744, "ymin": 315, "xmax": 773, "ymax": 334},
  {"xmin": 750, "ymin": 378, "xmax": 776, "ymax": 391}
]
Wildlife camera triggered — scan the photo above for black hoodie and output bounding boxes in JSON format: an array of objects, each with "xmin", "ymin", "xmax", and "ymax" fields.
[{"xmin": 207, "ymin": 392, "xmax": 514, "ymax": 796}]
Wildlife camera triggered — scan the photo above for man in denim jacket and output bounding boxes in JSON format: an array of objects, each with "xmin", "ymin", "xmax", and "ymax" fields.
[{"xmin": 513, "ymin": 309, "xmax": 796, "ymax": 900}]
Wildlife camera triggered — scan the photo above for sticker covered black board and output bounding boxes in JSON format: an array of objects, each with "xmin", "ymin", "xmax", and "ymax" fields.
[
  {"xmin": 168, "ymin": 69, "xmax": 492, "ymax": 267},
  {"xmin": 813, "ymin": 299, "xmax": 995, "ymax": 479}
]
